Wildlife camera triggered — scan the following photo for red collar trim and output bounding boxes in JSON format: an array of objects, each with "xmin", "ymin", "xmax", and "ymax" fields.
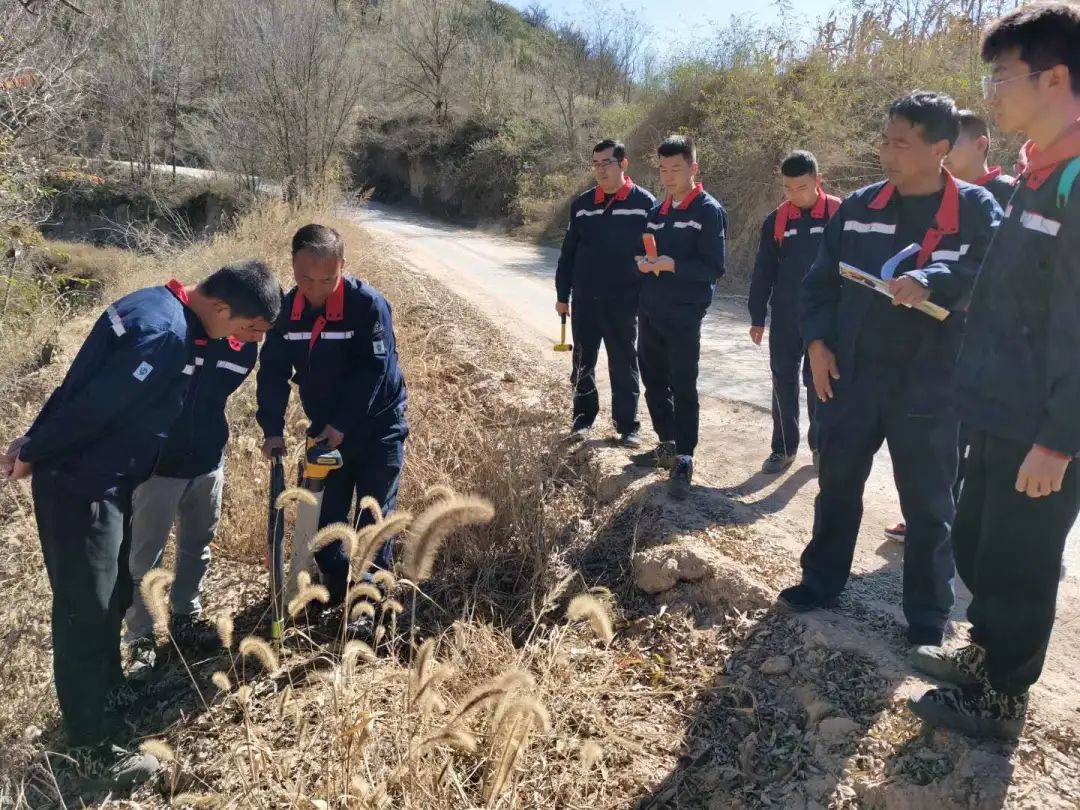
[
  {"xmin": 868, "ymin": 182, "xmax": 895, "ymax": 210},
  {"xmin": 866, "ymin": 174, "xmax": 959, "ymax": 268},
  {"xmin": 166, "ymin": 278, "xmax": 189, "ymax": 304},
  {"xmin": 227, "ymin": 336, "xmax": 244, "ymax": 352},
  {"xmin": 290, "ymin": 277, "xmax": 345, "ymax": 322},
  {"xmin": 867, "ymin": 173, "xmax": 958, "ymax": 232},
  {"xmin": 975, "ymin": 166, "xmax": 1003, "ymax": 187},
  {"xmin": 1026, "ymin": 162, "xmax": 1059, "ymax": 191},
  {"xmin": 592, "ymin": 175, "xmax": 634, "ymax": 206},
  {"xmin": 659, "ymin": 182, "xmax": 704, "ymax": 216},
  {"xmin": 774, "ymin": 191, "xmax": 841, "ymax": 244}
]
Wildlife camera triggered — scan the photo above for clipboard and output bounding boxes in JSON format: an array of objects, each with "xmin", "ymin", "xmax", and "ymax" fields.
[{"xmin": 839, "ymin": 261, "xmax": 950, "ymax": 321}]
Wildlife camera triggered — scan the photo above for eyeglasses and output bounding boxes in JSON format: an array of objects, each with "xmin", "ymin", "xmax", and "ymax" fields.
[
  {"xmin": 592, "ymin": 158, "xmax": 618, "ymax": 169},
  {"xmin": 981, "ymin": 69, "xmax": 1046, "ymax": 100}
]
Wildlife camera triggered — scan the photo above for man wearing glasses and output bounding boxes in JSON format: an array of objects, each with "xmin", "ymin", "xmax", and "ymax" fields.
[
  {"xmin": 910, "ymin": 1, "xmax": 1080, "ymax": 740},
  {"xmin": 555, "ymin": 139, "xmax": 656, "ymax": 446}
]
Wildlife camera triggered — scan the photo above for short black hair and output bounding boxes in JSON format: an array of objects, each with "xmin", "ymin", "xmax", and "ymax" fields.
[
  {"xmin": 983, "ymin": 2, "xmax": 1080, "ymax": 95},
  {"xmin": 292, "ymin": 223, "xmax": 344, "ymax": 261},
  {"xmin": 780, "ymin": 150, "xmax": 819, "ymax": 178},
  {"xmin": 593, "ymin": 138, "xmax": 626, "ymax": 162},
  {"xmin": 888, "ymin": 91, "xmax": 960, "ymax": 147},
  {"xmin": 198, "ymin": 259, "xmax": 282, "ymax": 322},
  {"xmin": 657, "ymin": 135, "xmax": 696, "ymax": 163},
  {"xmin": 957, "ymin": 109, "xmax": 991, "ymax": 155}
]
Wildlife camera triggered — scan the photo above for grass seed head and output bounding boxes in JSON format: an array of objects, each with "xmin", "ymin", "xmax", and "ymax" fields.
[
  {"xmin": 310, "ymin": 522, "xmax": 358, "ymax": 557},
  {"xmin": 215, "ymin": 613, "xmax": 234, "ymax": 650},
  {"xmin": 275, "ymin": 486, "xmax": 318, "ymax": 509},
  {"xmin": 358, "ymin": 495, "xmax": 385, "ymax": 525},
  {"xmin": 566, "ymin": 593, "xmax": 615, "ymax": 646},
  {"xmin": 350, "ymin": 600, "xmax": 376, "ymax": 621},
  {"xmin": 171, "ymin": 794, "xmax": 223, "ymax": 808},
  {"xmin": 579, "ymin": 739, "xmax": 603, "ymax": 769},
  {"xmin": 140, "ymin": 568, "xmax": 175, "ymax": 638},
  {"xmin": 372, "ymin": 569, "xmax": 396, "ymax": 592},
  {"xmin": 238, "ymin": 635, "xmax": 280, "ymax": 673},
  {"xmin": 288, "ymin": 584, "xmax": 331, "ymax": 617},
  {"xmin": 423, "ymin": 484, "xmax": 455, "ymax": 503},
  {"xmin": 344, "ymin": 582, "xmax": 383, "ymax": 608},
  {"xmin": 211, "ymin": 671, "xmax": 232, "ymax": 692},
  {"xmin": 402, "ymin": 495, "xmax": 494, "ymax": 583},
  {"xmin": 342, "ymin": 640, "xmax": 376, "ymax": 671},
  {"xmin": 354, "ymin": 512, "xmax": 413, "ymax": 572},
  {"xmin": 140, "ymin": 738, "xmax": 176, "ymax": 762}
]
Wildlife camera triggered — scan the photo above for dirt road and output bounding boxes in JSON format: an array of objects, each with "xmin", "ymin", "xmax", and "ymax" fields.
[{"xmin": 350, "ymin": 201, "xmax": 1080, "ymax": 723}]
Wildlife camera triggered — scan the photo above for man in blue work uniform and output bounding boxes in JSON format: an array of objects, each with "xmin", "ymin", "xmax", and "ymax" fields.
[
  {"xmin": 555, "ymin": 138, "xmax": 655, "ymax": 446},
  {"xmin": 257, "ymin": 224, "xmax": 407, "ymax": 623},
  {"xmin": 0, "ymin": 261, "xmax": 280, "ymax": 785},
  {"xmin": 910, "ymin": 2, "xmax": 1080, "ymax": 739},
  {"xmin": 884, "ymin": 109, "xmax": 1017, "ymax": 544},
  {"xmin": 748, "ymin": 150, "xmax": 840, "ymax": 475},
  {"xmin": 636, "ymin": 135, "xmax": 727, "ymax": 499},
  {"xmin": 777, "ymin": 92, "xmax": 1002, "ymax": 650},
  {"xmin": 125, "ymin": 322, "xmax": 263, "ymax": 674}
]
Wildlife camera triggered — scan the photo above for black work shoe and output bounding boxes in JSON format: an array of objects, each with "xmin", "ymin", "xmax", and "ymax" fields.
[
  {"xmin": 669, "ymin": 457, "xmax": 693, "ymax": 500},
  {"xmin": 775, "ymin": 583, "xmax": 837, "ymax": 613},
  {"xmin": 87, "ymin": 743, "xmax": 163, "ymax": 790},
  {"xmin": 619, "ymin": 430, "xmax": 643, "ymax": 449},
  {"xmin": 345, "ymin": 613, "xmax": 376, "ymax": 641},
  {"xmin": 761, "ymin": 452, "xmax": 796, "ymax": 475},
  {"xmin": 125, "ymin": 637, "xmax": 159, "ymax": 683},
  {"xmin": 170, "ymin": 614, "xmax": 222, "ymax": 653},
  {"xmin": 908, "ymin": 681, "xmax": 1028, "ymax": 740},
  {"xmin": 910, "ymin": 643, "xmax": 986, "ymax": 686}
]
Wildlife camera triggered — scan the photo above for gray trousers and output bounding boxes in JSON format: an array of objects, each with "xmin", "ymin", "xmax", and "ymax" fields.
[{"xmin": 124, "ymin": 468, "xmax": 224, "ymax": 642}]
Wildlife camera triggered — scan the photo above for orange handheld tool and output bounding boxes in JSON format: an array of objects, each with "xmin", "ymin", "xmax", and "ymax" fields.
[{"xmin": 642, "ymin": 233, "xmax": 661, "ymax": 276}]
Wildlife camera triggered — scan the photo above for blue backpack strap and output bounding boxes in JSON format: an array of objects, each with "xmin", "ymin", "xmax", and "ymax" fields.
[{"xmin": 1058, "ymin": 155, "xmax": 1080, "ymax": 209}]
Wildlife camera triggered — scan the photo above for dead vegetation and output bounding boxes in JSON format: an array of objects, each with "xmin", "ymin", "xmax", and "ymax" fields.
[{"xmin": 2, "ymin": 197, "xmax": 1080, "ymax": 807}]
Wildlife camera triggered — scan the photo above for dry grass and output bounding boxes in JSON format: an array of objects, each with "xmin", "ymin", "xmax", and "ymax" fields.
[{"xmin": 4, "ymin": 193, "xmax": 1079, "ymax": 809}]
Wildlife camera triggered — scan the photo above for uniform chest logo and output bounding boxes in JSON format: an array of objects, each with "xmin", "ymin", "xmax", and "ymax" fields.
[{"xmin": 133, "ymin": 361, "xmax": 154, "ymax": 381}]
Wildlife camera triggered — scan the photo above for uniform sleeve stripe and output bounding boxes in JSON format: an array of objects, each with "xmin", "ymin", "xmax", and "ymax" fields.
[
  {"xmin": 319, "ymin": 331, "xmax": 354, "ymax": 340},
  {"xmin": 575, "ymin": 209, "xmax": 605, "ymax": 217},
  {"xmin": 646, "ymin": 222, "xmax": 665, "ymax": 230},
  {"xmin": 930, "ymin": 245, "xmax": 970, "ymax": 262},
  {"xmin": 216, "ymin": 360, "xmax": 249, "ymax": 374},
  {"xmin": 284, "ymin": 332, "xmax": 312, "ymax": 340},
  {"xmin": 106, "ymin": 306, "xmax": 126, "ymax": 336},
  {"xmin": 612, "ymin": 209, "xmax": 649, "ymax": 216},
  {"xmin": 843, "ymin": 221, "xmax": 896, "ymax": 234},
  {"xmin": 673, "ymin": 220, "xmax": 703, "ymax": 230},
  {"xmin": 1020, "ymin": 211, "xmax": 1061, "ymax": 236},
  {"xmin": 809, "ymin": 226, "xmax": 825, "ymax": 234},
  {"xmin": 783, "ymin": 228, "xmax": 798, "ymax": 237}
]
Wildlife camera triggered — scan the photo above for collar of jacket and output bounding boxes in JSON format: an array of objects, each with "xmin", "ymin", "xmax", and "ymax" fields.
[
  {"xmin": 592, "ymin": 175, "xmax": 635, "ymax": 206},
  {"xmin": 291, "ymin": 276, "xmax": 345, "ymax": 322},
  {"xmin": 975, "ymin": 166, "xmax": 1003, "ymax": 186},
  {"xmin": 774, "ymin": 190, "xmax": 841, "ymax": 244},
  {"xmin": 868, "ymin": 171, "xmax": 960, "ymax": 269},
  {"xmin": 166, "ymin": 278, "xmax": 189, "ymax": 304},
  {"xmin": 1020, "ymin": 116, "xmax": 1080, "ymax": 190},
  {"xmin": 659, "ymin": 182, "xmax": 704, "ymax": 215}
]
